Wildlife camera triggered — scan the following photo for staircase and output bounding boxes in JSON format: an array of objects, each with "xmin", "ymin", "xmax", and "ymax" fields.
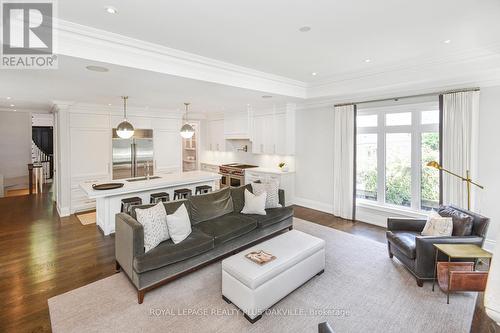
[{"xmin": 31, "ymin": 141, "xmax": 53, "ymax": 182}]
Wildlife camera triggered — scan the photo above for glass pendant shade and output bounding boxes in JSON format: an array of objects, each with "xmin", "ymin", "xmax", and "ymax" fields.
[
  {"xmin": 180, "ymin": 102, "xmax": 194, "ymax": 138},
  {"xmin": 117, "ymin": 120, "xmax": 134, "ymax": 139},
  {"xmin": 116, "ymin": 96, "xmax": 134, "ymax": 138},
  {"xmin": 180, "ymin": 123, "xmax": 195, "ymax": 138}
]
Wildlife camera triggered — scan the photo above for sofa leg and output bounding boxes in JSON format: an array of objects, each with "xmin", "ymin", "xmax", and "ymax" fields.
[
  {"xmin": 416, "ymin": 278, "xmax": 424, "ymax": 287},
  {"xmin": 288, "ymin": 225, "xmax": 293, "ymax": 231},
  {"xmin": 115, "ymin": 260, "xmax": 121, "ymax": 273},
  {"xmin": 138, "ymin": 290, "xmax": 145, "ymax": 304},
  {"xmin": 387, "ymin": 242, "xmax": 393, "ymax": 258},
  {"xmin": 244, "ymin": 313, "xmax": 262, "ymax": 324}
]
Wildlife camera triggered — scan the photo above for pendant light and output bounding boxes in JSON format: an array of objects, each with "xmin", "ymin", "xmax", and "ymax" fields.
[
  {"xmin": 180, "ymin": 102, "xmax": 195, "ymax": 139},
  {"xmin": 116, "ymin": 96, "xmax": 134, "ymax": 139}
]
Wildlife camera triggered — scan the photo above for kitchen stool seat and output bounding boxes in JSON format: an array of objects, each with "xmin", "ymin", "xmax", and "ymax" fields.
[
  {"xmin": 173, "ymin": 188, "xmax": 192, "ymax": 200},
  {"xmin": 121, "ymin": 197, "xmax": 142, "ymax": 215},
  {"xmin": 150, "ymin": 192, "xmax": 170, "ymax": 204},
  {"xmin": 195, "ymin": 185, "xmax": 212, "ymax": 195}
]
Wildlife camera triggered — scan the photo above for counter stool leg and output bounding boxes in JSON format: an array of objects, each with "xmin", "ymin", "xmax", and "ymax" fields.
[
  {"xmin": 432, "ymin": 248, "xmax": 438, "ymax": 292},
  {"xmin": 447, "ymin": 256, "xmax": 451, "ymax": 304}
]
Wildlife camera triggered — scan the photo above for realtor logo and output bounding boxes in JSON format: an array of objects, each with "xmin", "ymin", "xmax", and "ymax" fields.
[{"xmin": 1, "ymin": 0, "xmax": 57, "ymax": 68}]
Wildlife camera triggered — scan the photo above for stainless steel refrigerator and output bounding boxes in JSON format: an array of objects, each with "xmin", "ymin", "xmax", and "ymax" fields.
[{"xmin": 112, "ymin": 129, "xmax": 154, "ymax": 180}]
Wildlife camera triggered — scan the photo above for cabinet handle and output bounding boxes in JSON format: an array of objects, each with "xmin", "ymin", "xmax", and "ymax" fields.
[
  {"xmin": 260, "ymin": 144, "xmax": 263, "ymax": 153},
  {"xmin": 209, "ymin": 143, "xmax": 212, "ymax": 150},
  {"xmin": 216, "ymin": 143, "xmax": 219, "ymax": 151}
]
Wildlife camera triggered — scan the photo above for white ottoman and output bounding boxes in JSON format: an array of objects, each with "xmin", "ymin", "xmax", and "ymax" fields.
[{"xmin": 221, "ymin": 230, "xmax": 326, "ymax": 323}]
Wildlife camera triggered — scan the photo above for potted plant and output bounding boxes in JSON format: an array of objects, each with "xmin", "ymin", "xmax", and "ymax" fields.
[{"xmin": 278, "ymin": 162, "xmax": 289, "ymax": 172}]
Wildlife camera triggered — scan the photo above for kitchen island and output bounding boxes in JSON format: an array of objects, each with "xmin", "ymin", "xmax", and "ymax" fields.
[{"xmin": 80, "ymin": 171, "xmax": 221, "ymax": 235}]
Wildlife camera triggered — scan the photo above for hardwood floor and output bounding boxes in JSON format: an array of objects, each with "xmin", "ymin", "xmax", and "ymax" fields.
[{"xmin": 0, "ymin": 191, "xmax": 495, "ymax": 332}]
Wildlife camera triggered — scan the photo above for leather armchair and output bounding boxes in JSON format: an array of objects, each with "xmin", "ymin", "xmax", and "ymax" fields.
[{"xmin": 386, "ymin": 205, "xmax": 489, "ymax": 286}]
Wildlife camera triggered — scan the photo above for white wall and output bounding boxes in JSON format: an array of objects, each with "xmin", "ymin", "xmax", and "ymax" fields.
[
  {"xmin": 0, "ymin": 111, "xmax": 32, "ymax": 182},
  {"xmin": 294, "ymin": 87, "xmax": 500, "ymax": 250},
  {"xmin": 477, "ymin": 86, "xmax": 500, "ymax": 250},
  {"xmin": 294, "ymin": 106, "xmax": 335, "ymax": 212}
]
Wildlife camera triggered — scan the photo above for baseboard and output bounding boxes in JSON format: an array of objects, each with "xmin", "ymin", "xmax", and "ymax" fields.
[
  {"xmin": 484, "ymin": 239, "xmax": 497, "ymax": 252},
  {"xmin": 293, "ymin": 197, "xmax": 333, "ymax": 214},
  {"xmin": 56, "ymin": 204, "xmax": 70, "ymax": 217}
]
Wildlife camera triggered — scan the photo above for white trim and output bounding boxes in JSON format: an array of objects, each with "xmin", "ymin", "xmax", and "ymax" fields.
[
  {"xmin": 483, "ymin": 239, "xmax": 496, "ymax": 253},
  {"xmin": 56, "ymin": 20, "xmax": 307, "ymax": 99},
  {"xmin": 293, "ymin": 197, "xmax": 333, "ymax": 215}
]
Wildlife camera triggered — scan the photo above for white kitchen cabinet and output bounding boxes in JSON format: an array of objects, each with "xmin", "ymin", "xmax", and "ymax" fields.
[
  {"xmin": 251, "ymin": 104, "xmax": 295, "ymax": 155},
  {"xmin": 207, "ymin": 119, "xmax": 225, "ymax": 151},
  {"xmin": 224, "ymin": 110, "xmax": 251, "ymax": 139},
  {"xmin": 154, "ymin": 129, "xmax": 182, "ymax": 173},
  {"xmin": 245, "ymin": 169, "xmax": 295, "ymax": 206}
]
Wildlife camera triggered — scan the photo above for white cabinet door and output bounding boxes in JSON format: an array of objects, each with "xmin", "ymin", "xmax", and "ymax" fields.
[
  {"xmin": 252, "ymin": 115, "xmax": 265, "ymax": 154},
  {"xmin": 274, "ymin": 112, "xmax": 286, "ymax": 155},
  {"xmin": 262, "ymin": 115, "xmax": 274, "ymax": 154},
  {"xmin": 207, "ymin": 119, "xmax": 225, "ymax": 151},
  {"xmin": 154, "ymin": 130, "xmax": 181, "ymax": 173},
  {"xmin": 70, "ymin": 128, "xmax": 111, "ymax": 178}
]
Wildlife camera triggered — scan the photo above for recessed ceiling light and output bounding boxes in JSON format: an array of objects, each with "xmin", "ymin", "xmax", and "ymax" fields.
[
  {"xmin": 262, "ymin": 95, "xmax": 273, "ymax": 99},
  {"xmin": 299, "ymin": 26, "xmax": 311, "ymax": 32},
  {"xmin": 86, "ymin": 65, "xmax": 109, "ymax": 72},
  {"xmin": 10, "ymin": 104, "xmax": 15, "ymax": 107},
  {"xmin": 13, "ymin": 109, "xmax": 17, "ymax": 112},
  {"xmin": 6, "ymin": 96, "xmax": 11, "ymax": 100},
  {"xmin": 443, "ymin": 39, "xmax": 451, "ymax": 44},
  {"xmin": 311, "ymin": 72, "xmax": 317, "ymax": 76},
  {"xmin": 108, "ymin": 103, "xmax": 112, "ymax": 106},
  {"xmin": 364, "ymin": 59, "xmax": 371, "ymax": 63},
  {"xmin": 105, "ymin": 6, "xmax": 117, "ymax": 14}
]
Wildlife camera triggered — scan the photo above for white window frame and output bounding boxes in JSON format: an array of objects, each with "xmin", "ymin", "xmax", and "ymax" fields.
[{"xmin": 356, "ymin": 102, "xmax": 439, "ymax": 212}]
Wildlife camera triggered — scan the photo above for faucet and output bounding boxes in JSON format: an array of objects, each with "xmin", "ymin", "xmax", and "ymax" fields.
[{"xmin": 237, "ymin": 145, "xmax": 248, "ymax": 152}]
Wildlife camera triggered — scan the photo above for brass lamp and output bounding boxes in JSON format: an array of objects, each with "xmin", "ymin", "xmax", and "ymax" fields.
[{"xmin": 426, "ymin": 161, "xmax": 484, "ymax": 210}]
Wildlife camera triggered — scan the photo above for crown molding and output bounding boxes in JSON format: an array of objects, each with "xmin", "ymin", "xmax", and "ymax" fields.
[
  {"xmin": 53, "ymin": 19, "xmax": 500, "ymax": 102},
  {"xmin": 56, "ymin": 20, "xmax": 308, "ymax": 99}
]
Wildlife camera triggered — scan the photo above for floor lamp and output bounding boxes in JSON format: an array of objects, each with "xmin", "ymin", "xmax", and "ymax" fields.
[{"xmin": 426, "ymin": 161, "xmax": 484, "ymax": 211}]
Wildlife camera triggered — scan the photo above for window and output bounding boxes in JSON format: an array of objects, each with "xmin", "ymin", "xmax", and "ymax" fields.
[{"xmin": 356, "ymin": 102, "xmax": 440, "ymax": 211}]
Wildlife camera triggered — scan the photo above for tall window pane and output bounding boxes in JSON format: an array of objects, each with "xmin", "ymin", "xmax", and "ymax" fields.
[
  {"xmin": 386, "ymin": 133, "xmax": 411, "ymax": 207},
  {"xmin": 421, "ymin": 110, "xmax": 439, "ymax": 124},
  {"xmin": 356, "ymin": 134, "xmax": 377, "ymax": 201},
  {"xmin": 421, "ymin": 132, "xmax": 440, "ymax": 210}
]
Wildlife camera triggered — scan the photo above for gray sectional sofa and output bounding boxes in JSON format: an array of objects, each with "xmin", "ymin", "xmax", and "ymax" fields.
[{"xmin": 115, "ymin": 184, "xmax": 294, "ymax": 303}]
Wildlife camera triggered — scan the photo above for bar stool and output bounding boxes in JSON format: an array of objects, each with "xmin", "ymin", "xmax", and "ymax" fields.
[
  {"xmin": 121, "ymin": 197, "xmax": 142, "ymax": 215},
  {"xmin": 173, "ymin": 188, "xmax": 192, "ymax": 200},
  {"xmin": 195, "ymin": 185, "xmax": 212, "ymax": 195},
  {"xmin": 150, "ymin": 192, "xmax": 170, "ymax": 204}
]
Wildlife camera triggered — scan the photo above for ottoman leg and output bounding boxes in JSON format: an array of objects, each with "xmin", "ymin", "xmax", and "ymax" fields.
[
  {"xmin": 222, "ymin": 295, "xmax": 232, "ymax": 304},
  {"xmin": 244, "ymin": 313, "xmax": 262, "ymax": 324},
  {"xmin": 316, "ymin": 269, "xmax": 325, "ymax": 276}
]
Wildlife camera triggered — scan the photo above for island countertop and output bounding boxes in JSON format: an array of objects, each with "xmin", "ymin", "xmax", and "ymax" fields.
[{"xmin": 79, "ymin": 171, "xmax": 221, "ymax": 199}]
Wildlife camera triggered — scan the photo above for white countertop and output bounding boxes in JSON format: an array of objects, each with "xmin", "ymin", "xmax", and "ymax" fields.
[
  {"xmin": 249, "ymin": 167, "xmax": 295, "ymax": 175},
  {"xmin": 79, "ymin": 171, "xmax": 221, "ymax": 199}
]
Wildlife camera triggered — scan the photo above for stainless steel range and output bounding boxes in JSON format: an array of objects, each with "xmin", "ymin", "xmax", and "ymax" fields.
[{"xmin": 219, "ymin": 163, "xmax": 258, "ymax": 188}]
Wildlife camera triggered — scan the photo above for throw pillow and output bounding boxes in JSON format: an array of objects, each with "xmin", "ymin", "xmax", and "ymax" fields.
[
  {"xmin": 421, "ymin": 211, "xmax": 453, "ymax": 236},
  {"xmin": 437, "ymin": 206, "xmax": 474, "ymax": 236},
  {"xmin": 135, "ymin": 202, "xmax": 170, "ymax": 253},
  {"xmin": 241, "ymin": 189, "xmax": 267, "ymax": 215},
  {"xmin": 166, "ymin": 203, "xmax": 192, "ymax": 244},
  {"xmin": 251, "ymin": 180, "xmax": 281, "ymax": 209}
]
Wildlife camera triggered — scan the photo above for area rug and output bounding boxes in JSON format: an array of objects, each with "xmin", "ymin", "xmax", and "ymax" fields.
[
  {"xmin": 76, "ymin": 211, "xmax": 96, "ymax": 225},
  {"xmin": 48, "ymin": 218, "xmax": 476, "ymax": 333}
]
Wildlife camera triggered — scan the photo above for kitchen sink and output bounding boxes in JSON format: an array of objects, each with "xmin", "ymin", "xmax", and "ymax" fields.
[{"xmin": 126, "ymin": 176, "xmax": 161, "ymax": 182}]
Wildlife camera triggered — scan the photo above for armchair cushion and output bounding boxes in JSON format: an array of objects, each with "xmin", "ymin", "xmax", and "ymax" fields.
[
  {"xmin": 386, "ymin": 231, "xmax": 418, "ymax": 259},
  {"xmin": 437, "ymin": 206, "xmax": 474, "ymax": 236}
]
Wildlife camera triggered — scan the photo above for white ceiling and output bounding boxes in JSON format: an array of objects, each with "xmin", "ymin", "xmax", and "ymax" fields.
[
  {"xmin": 0, "ymin": 55, "xmax": 296, "ymax": 113},
  {"xmin": 58, "ymin": 0, "xmax": 500, "ymax": 82}
]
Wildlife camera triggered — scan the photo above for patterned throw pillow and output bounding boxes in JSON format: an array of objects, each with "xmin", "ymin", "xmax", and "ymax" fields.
[
  {"xmin": 251, "ymin": 180, "xmax": 281, "ymax": 209},
  {"xmin": 421, "ymin": 211, "xmax": 453, "ymax": 237},
  {"xmin": 135, "ymin": 202, "xmax": 170, "ymax": 252}
]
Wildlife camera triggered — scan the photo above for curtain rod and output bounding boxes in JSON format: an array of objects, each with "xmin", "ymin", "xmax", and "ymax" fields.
[{"xmin": 334, "ymin": 87, "xmax": 480, "ymax": 107}]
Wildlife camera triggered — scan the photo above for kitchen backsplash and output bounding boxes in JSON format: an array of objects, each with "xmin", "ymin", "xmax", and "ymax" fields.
[{"xmin": 200, "ymin": 147, "xmax": 295, "ymax": 170}]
